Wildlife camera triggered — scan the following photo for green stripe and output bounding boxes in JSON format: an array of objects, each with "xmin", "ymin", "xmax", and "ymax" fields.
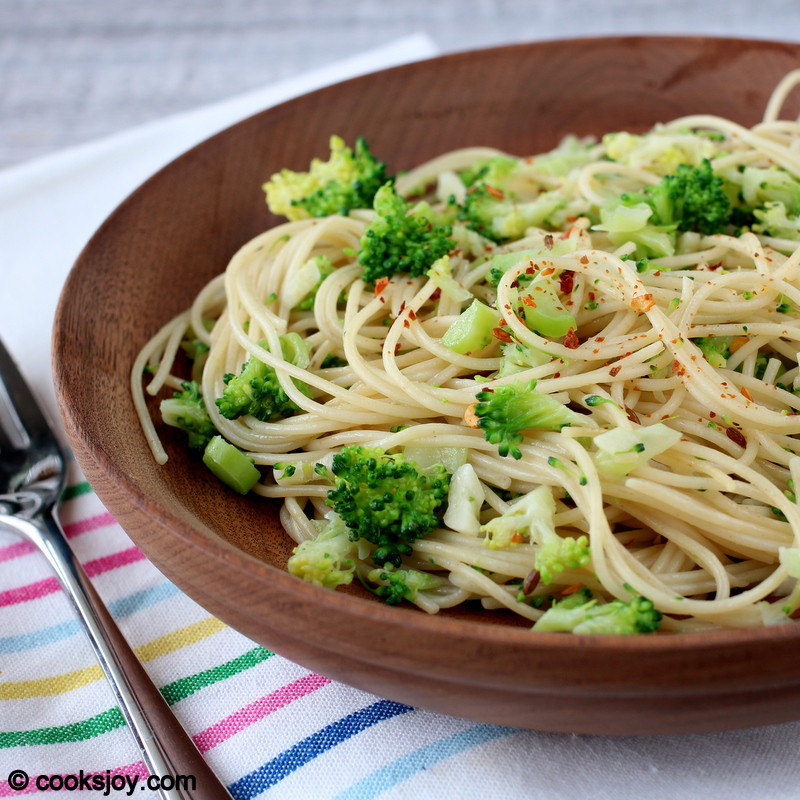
[
  {"xmin": 0, "ymin": 648, "xmax": 274, "ymax": 748},
  {"xmin": 161, "ymin": 646, "xmax": 274, "ymax": 705},
  {"xmin": 61, "ymin": 481, "xmax": 93, "ymax": 502},
  {"xmin": 0, "ymin": 707, "xmax": 124, "ymax": 748}
]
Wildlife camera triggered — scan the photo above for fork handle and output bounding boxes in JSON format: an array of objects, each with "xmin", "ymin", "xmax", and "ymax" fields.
[{"xmin": 1, "ymin": 511, "xmax": 232, "ymax": 800}]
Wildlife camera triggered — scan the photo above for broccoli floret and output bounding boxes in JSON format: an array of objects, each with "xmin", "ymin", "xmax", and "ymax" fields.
[
  {"xmin": 216, "ymin": 334, "xmax": 311, "ymax": 422},
  {"xmin": 264, "ymin": 135, "xmax": 390, "ymax": 220},
  {"xmin": 458, "ymin": 183, "xmax": 563, "ymax": 243},
  {"xmin": 481, "ymin": 485, "xmax": 590, "ymax": 584},
  {"xmin": 160, "ymin": 381, "xmax": 217, "ymax": 450},
  {"xmin": 624, "ymin": 158, "xmax": 732, "ymax": 235},
  {"xmin": 357, "ymin": 183, "xmax": 455, "ymax": 284},
  {"xmin": 367, "ymin": 565, "xmax": 444, "ymax": 605},
  {"xmin": 472, "ymin": 379, "xmax": 583, "ymax": 459},
  {"xmin": 287, "ymin": 515, "xmax": 358, "ymax": 589},
  {"xmin": 532, "ymin": 587, "xmax": 662, "ymax": 634},
  {"xmin": 325, "ymin": 444, "xmax": 451, "ymax": 567}
]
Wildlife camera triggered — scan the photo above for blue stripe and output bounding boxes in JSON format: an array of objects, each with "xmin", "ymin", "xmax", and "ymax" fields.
[
  {"xmin": 227, "ymin": 699, "xmax": 413, "ymax": 800},
  {"xmin": 0, "ymin": 580, "xmax": 180, "ymax": 654},
  {"xmin": 332, "ymin": 723, "xmax": 514, "ymax": 799},
  {"xmin": 107, "ymin": 580, "xmax": 181, "ymax": 617},
  {"xmin": 0, "ymin": 619, "xmax": 81, "ymax": 654}
]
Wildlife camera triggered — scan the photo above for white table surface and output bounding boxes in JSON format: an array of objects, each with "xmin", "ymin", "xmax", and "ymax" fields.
[{"xmin": 3, "ymin": 0, "xmax": 800, "ymax": 169}]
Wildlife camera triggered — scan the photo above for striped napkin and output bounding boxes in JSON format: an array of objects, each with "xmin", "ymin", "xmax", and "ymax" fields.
[{"xmin": 2, "ymin": 35, "xmax": 800, "ymax": 800}]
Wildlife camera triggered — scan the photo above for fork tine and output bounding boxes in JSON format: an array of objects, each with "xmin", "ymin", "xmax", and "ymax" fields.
[{"xmin": 0, "ymin": 336, "xmax": 59, "ymax": 453}]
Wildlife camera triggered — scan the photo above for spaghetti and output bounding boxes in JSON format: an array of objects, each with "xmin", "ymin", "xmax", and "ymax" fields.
[{"xmin": 133, "ymin": 72, "xmax": 800, "ymax": 633}]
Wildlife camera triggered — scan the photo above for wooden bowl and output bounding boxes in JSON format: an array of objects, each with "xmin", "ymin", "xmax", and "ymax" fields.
[{"xmin": 53, "ymin": 36, "xmax": 800, "ymax": 735}]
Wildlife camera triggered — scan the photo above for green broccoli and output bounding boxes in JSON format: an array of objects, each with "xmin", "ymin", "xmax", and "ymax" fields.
[
  {"xmin": 694, "ymin": 336, "xmax": 733, "ymax": 368},
  {"xmin": 356, "ymin": 183, "xmax": 455, "ymax": 284},
  {"xmin": 287, "ymin": 514, "xmax": 358, "ymax": 589},
  {"xmin": 325, "ymin": 444, "xmax": 451, "ymax": 567},
  {"xmin": 481, "ymin": 485, "xmax": 590, "ymax": 584},
  {"xmin": 458, "ymin": 183, "xmax": 563, "ymax": 243},
  {"xmin": 532, "ymin": 586, "xmax": 662, "ymax": 634},
  {"xmin": 264, "ymin": 135, "xmax": 390, "ymax": 220},
  {"xmin": 367, "ymin": 565, "xmax": 444, "ymax": 605},
  {"xmin": 738, "ymin": 166, "xmax": 800, "ymax": 215},
  {"xmin": 472, "ymin": 379, "xmax": 583, "ymax": 459},
  {"xmin": 752, "ymin": 201, "xmax": 800, "ymax": 240},
  {"xmin": 216, "ymin": 333, "xmax": 311, "ymax": 422},
  {"xmin": 623, "ymin": 158, "xmax": 732, "ymax": 235},
  {"xmin": 160, "ymin": 380, "xmax": 217, "ymax": 450}
]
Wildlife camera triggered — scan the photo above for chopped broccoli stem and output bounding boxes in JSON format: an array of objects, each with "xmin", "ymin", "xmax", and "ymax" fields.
[
  {"xmin": 357, "ymin": 183, "xmax": 455, "ymax": 284},
  {"xmin": 160, "ymin": 380, "xmax": 217, "ymax": 450},
  {"xmin": 202, "ymin": 436, "xmax": 260, "ymax": 494},
  {"xmin": 441, "ymin": 299, "xmax": 501, "ymax": 354},
  {"xmin": 325, "ymin": 444, "xmax": 450, "ymax": 567}
]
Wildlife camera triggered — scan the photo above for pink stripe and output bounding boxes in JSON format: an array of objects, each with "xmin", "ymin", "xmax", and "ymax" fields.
[
  {"xmin": 0, "ymin": 761, "xmax": 148, "ymax": 796},
  {"xmin": 0, "ymin": 540, "xmax": 35, "ymax": 563},
  {"xmin": 0, "ymin": 512, "xmax": 117, "ymax": 567},
  {"xmin": 83, "ymin": 545, "xmax": 145, "ymax": 577},
  {"xmin": 0, "ymin": 547, "xmax": 146, "ymax": 607},
  {"xmin": 193, "ymin": 672, "xmax": 331, "ymax": 752},
  {"xmin": 62, "ymin": 511, "xmax": 117, "ymax": 539},
  {"xmin": 0, "ymin": 576, "xmax": 60, "ymax": 606}
]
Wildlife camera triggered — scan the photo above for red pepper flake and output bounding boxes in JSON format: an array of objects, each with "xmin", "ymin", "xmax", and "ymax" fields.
[
  {"xmin": 407, "ymin": 309, "xmax": 417, "ymax": 321},
  {"xmin": 394, "ymin": 343, "xmax": 402, "ymax": 355},
  {"xmin": 559, "ymin": 271, "xmax": 574, "ymax": 294},
  {"xmin": 510, "ymin": 532, "xmax": 524, "ymax": 544},
  {"xmin": 609, "ymin": 365, "xmax": 622, "ymax": 377},
  {"xmin": 525, "ymin": 265, "xmax": 536, "ymax": 274},
  {"xmin": 561, "ymin": 582, "xmax": 585, "ymax": 596},
  {"xmin": 430, "ymin": 288, "xmax": 441, "ymax": 302},
  {"xmin": 563, "ymin": 328, "xmax": 580, "ymax": 349},
  {"xmin": 403, "ymin": 319, "xmax": 410, "ymax": 328},
  {"xmin": 541, "ymin": 267, "xmax": 556, "ymax": 277},
  {"xmin": 374, "ymin": 277, "xmax": 389, "ymax": 295},
  {"xmin": 486, "ymin": 184, "xmax": 505, "ymax": 199},
  {"xmin": 553, "ymin": 372, "xmax": 561, "ymax": 378},
  {"xmin": 521, "ymin": 295, "xmax": 536, "ymax": 307},
  {"xmin": 672, "ymin": 360, "xmax": 686, "ymax": 376},
  {"xmin": 631, "ymin": 293, "xmax": 655, "ymax": 312},
  {"xmin": 580, "ymin": 255, "xmax": 589, "ymax": 265},
  {"xmin": 492, "ymin": 327, "xmax": 514, "ymax": 343},
  {"xmin": 741, "ymin": 386, "xmax": 753, "ymax": 401},
  {"xmin": 726, "ymin": 427, "xmax": 746, "ymax": 447}
]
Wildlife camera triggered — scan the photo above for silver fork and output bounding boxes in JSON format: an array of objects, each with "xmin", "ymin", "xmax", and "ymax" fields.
[{"xmin": 0, "ymin": 337, "xmax": 233, "ymax": 799}]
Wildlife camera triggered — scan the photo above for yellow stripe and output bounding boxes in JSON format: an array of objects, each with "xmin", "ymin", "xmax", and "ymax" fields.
[
  {"xmin": 0, "ymin": 617, "xmax": 225, "ymax": 699},
  {"xmin": 135, "ymin": 616, "xmax": 226, "ymax": 662},
  {"xmin": 0, "ymin": 664, "xmax": 104, "ymax": 699}
]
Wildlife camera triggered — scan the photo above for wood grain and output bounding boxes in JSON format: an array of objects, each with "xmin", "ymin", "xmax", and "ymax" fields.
[{"xmin": 53, "ymin": 37, "xmax": 800, "ymax": 735}]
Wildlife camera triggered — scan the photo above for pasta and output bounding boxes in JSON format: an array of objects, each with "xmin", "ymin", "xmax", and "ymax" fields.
[{"xmin": 133, "ymin": 72, "xmax": 800, "ymax": 633}]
